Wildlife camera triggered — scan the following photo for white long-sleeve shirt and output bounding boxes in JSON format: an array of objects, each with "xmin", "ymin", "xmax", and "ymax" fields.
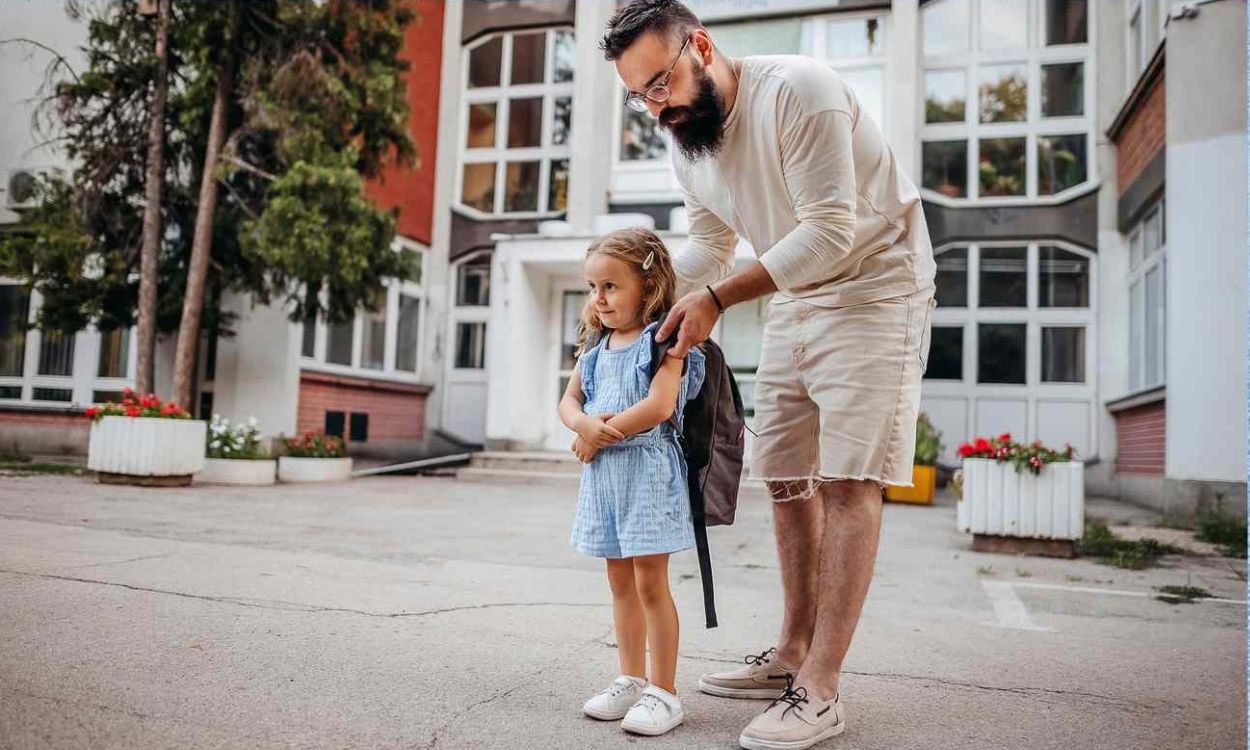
[{"xmin": 673, "ymin": 55, "xmax": 936, "ymax": 307}]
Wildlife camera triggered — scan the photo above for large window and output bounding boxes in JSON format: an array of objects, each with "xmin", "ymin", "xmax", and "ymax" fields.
[
  {"xmin": 302, "ymin": 244, "xmax": 427, "ymax": 378},
  {"xmin": 920, "ymin": 0, "xmax": 1092, "ymax": 203},
  {"xmin": 459, "ymin": 29, "xmax": 574, "ymax": 217},
  {"xmin": 925, "ymin": 242, "xmax": 1093, "ymax": 386},
  {"xmin": 1127, "ymin": 200, "xmax": 1165, "ymax": 391}
]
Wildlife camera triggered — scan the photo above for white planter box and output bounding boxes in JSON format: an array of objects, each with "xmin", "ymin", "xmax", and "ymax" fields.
[
  {"xmin": 278, "ymin": 456, "xmax": 353, "ymax": 483},
  {"xmin": 87, "ymin": 416, "xmax": 207, "ymax": 478},
  {"xmin": 197, "ymin": 458, "xmax": 277, "ymax": 486},
  {"xmin": 957, "ymin": 459, "xmax": 1085, "ymax": 540}
]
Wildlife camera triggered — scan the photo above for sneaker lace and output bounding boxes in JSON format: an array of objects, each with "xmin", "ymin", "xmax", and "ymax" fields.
[
  {"xmin": 745, "ymin": 647, "xmax": 777, "ymax": 667},
  {"xmin": 636, "ymin": 693, "xmax": 666, "ymax": 717},
  {"xmin": 767, "ymin": 684, "xmax": 810, "ymax": 720},
  {"xmin": 603, "ymin": 681, "xmax": 635, "ymax": 699}
]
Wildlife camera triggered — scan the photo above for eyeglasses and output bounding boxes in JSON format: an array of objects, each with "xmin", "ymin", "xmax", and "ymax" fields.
[{"xmin": 623, "ymin": 36, "xmax": 691, "ymax": 113}]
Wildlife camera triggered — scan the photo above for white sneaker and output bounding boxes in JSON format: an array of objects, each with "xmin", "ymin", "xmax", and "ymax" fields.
[
  {"xmin": 583, "ymin": 675, "xmax": 646, "ymax": 721},
  {"xmin": 621, "ymin": 685, "xmax": 684, "ymax": 736}
]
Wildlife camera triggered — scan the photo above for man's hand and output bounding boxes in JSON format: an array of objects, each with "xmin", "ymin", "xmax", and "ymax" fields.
[
  {"xmin": 571, "ymin": 436, "xmax": 598, "ymax": 463},
  {"xmin": 655, "ymin": 288, "xmax": 720, "ymax": 359},
  {"xmin": 575, "ymin": 412, "xmax": 624, "ymax": 449}
]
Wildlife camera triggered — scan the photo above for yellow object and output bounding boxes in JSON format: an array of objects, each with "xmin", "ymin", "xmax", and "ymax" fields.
[{"xmin": 885, "ymin": 465, "xmax": 936, "ymax": 504}]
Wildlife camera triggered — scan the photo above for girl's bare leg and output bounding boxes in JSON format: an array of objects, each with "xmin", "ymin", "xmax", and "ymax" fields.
[
  {"xmin": 607, "ymin": 557, "xmax": 647, "ymax": 680},
  {"xmin": 631, "ymin": 553, "xmax": 679, "ymax": 693}
]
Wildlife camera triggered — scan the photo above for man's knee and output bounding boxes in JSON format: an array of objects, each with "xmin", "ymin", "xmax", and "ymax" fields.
[
  {"xmin": 816, "ymin": 478, "xmax": 883, "ymax": 505},
  {"xmin": 767, "ymin": 479, "xmax": 820, "ymax": 502}
]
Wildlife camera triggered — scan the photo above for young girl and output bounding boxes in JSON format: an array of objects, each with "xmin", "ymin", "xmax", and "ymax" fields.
[{"xmin": 558, "ymin": 227, "xmax": 705, "ymax": 737}]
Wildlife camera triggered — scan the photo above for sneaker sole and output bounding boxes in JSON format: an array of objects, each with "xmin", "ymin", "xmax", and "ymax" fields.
[
  {"xmin": 738, "ymin": 721, "xmax": 845, "ymax": 750},
  {"xmin": 698, "ymin": 678, "xmax": 788, "ymax": 700},
  {"xmin": 583, "ymin": 705, "xmax": 632, "ymax": 721},
  {"xmin": 621, "ymin": 713, "xmax": 684, "ymax": 736}
]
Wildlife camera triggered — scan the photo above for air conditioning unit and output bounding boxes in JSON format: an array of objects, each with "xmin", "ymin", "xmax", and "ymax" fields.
[{"xmin": 4, "ymin": 167, "xmax": 62, "ymax": 210}]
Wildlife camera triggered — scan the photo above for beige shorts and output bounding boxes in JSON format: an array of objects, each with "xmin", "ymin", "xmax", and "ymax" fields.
[{"xmin": 750, "ymin": 288, "xmax": 936, "ymax": 497}]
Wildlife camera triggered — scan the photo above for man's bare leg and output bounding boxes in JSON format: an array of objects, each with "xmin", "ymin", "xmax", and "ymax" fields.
[
  {"xmin": 769, "ymin": 480, "xmax": 826, "ymax": 668},
  {"xmin": 790, "ymin": 478, "xmax": 884, "ymax": 700}
]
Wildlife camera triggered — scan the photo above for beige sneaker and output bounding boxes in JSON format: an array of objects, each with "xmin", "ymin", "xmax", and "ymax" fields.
[
  {"xmin": 738, "ymin": 685, "xmax": 845, "ymax": 750},
  {"xmin": 698, "ymin": 647, "xmax": 798, "ymax": 699}
]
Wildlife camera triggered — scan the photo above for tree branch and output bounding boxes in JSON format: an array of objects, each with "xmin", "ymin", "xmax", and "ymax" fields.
[
  {"xmin": 220, "ymin": 155, "xmax": 276, "ymax": 182},
  {"xmin": 0, "ymin": 37, "xmax": 82, "ymax": 83}
]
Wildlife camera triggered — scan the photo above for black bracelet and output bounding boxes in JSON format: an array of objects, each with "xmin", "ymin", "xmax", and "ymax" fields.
[{"xmin": 705, "ymin": 285, "xmax": 725, "ymax": 313}]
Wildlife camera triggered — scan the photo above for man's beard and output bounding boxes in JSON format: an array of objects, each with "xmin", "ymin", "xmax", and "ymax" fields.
[{"xmin": 658, "ymin": 66, "xmax": 727, "ymax": 161}]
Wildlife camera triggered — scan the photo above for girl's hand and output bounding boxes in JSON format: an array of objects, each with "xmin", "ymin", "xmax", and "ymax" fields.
[
  {"xmin": 577, "ymin": 412, "xmax": 624, "ymax": 449},
  {"xmin": 571, "ymin": 436, "xmax": 598, "ymax": 463}
]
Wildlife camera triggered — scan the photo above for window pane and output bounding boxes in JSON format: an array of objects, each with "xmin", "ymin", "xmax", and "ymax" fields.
[
  {"xmin": 507, "ymin": 97, "xmax": 542, "ymax": 148},
  {"xmin": 548, "ymin": 159, "xmax": 569, "ymax": 213},
  {"xmin": 979, "ymin": 64, "xmax": 1027, "ymax": 123},
  {"xmin": 396, "ymin": 295, "xmax": 420, "ymax": 373},
  {"xmin": 1144, "ymin": 207, "xmax": 1161, "ymax": 255},
  {"xmin": 922, "ymin": 140, "xmax": 967, "ymax": 198},
  {"xmin": 708, "ymin": 17, "xmax": 802, "ymax": 57},
  {"xmin": 1145, "ymin": 266, "xmax": 1162, "ymax": 386},
  {"xmin": 92, "ymin": 390, "xmax": 125, "ymax": 404},
  {"xmin": 462, "ymin": 163, "xmax": 496, "ymax": 212},
  {"xmin": 510, "ymin": 32, "xmax": 545, "ymax": 85},
  {"xmin": 468, "ymin": 37, "xmax": 502, "ymax": 88},
  {"xmin": 923, "ymin": 0, "xmax": 970, "ymax": 56},
  {"xmin": 552, "ymin": 30, "xmax": 575, "ymax": 83},
  {"xmin": 455, "ymin": 322, "xmax": 486, "ymax": 369},
  {"xmin": 327, "ymin": 319, "xmax": 353, "ymax": 366},
  {"xmin": 980, "ymin": 0, "xmax": 1028, "ymax": 51},
  {"xmin": 979, "ymin": 246, "xmax": 1027, "ymax": 307},
  {"xmin": 97, "ymin": 328, "xmax": 129, "ymax": 378},
  {"xmin": 1042, "ymin": 63, "xmax": 1083, "ymax": 117},
  {"xmin": 620, "ymin": 106, "xmax": 667, "ymax": 161},
  {"xmin": 0, "ymin": 385, "xmax": 21, "ymax": 399},
  {"xmin": 979, "ymin": 137, "xmax": 1026, "ymax": 197},
  {"xmin": 978, "ymin": 323, "xmax": 1026, "ymax": 384},
  {"xmin": 1046, "ymin": 0, "xmax": 1087, "ymax": 45},
  {"xmin": 840, "ymin": 68, "xmax": 884, "ymax": 128},
  {"xmin": 1130, "ymin": 231, "xmax": 1143, "ymax": 270},
  {"xmin": 457, "ymin": 257, "xmax": 491, "ymax": 307},
  {"xmin": 503, "ymin": 161, "xmax": 540, "ymax": 213},
  {"xmin": 561, "ymin": 290, "xmax": 586, "ymax": 371},
  {"xmin": 361, "ymin": 292, "xmax": 386, "ymax": 371},
  {"xmin": 826, "ymin": 17, "xmax": 884, "ymax": 58},
  {"xmin": 1037, "ymin": 134, "xmax": 1087, "ymax": 195},
  {"xmin": 400, "ymin": 248, "xmax": 423, "ymax": 286},
  {"xmin": 935, "ymin": 248, "xmax": 968, "ymax": 307},
  {"xmin": 925, "ymin": 69, "xmax": 966, "ymax": 123},
  {"xmin": 1129, "ymin": 280, "xmax": 1143, "ymax": 390},
  {"xmin": 38, "ymin": 330, "xmax": 74, "ymax": 376},
  {"xmin": 0, "ymin": 285, "xmax": 30, "ymax": 377},
  {"xmin": 926, "ymin": 326, "xmax": 964, "ymax": 380},
  {"xmin": 301, "ymin": 315, "xmax": 316, "ymax": 358},
  {"xmin": 467, "ymin": 103, "xmax": 497, "ymax": 148},
  {"xmin": 552, "ymin": 96, "xmax": 572, "ymax": 146},
  {"xmin": 719, "ymin": 297, "xmax": 767, "ymax": 371},
  {"xmin": 1038, "ymin": 247, "xmax": 1090, "ymax": 307},
  {"xmin": 32, "ymin": 387, "xmax": 72, "ymax": 402},
  {"xmin": 1042, "ymin": 327, "xmax": 1085, "ymax": 382}
]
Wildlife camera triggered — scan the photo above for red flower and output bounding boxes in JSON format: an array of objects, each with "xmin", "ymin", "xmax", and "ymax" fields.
[
  {"xmin": 124, "ymin": 406, "xmax": 141, "ymax": 417},
  {"xmin": 85, "ymin": 406, "xmax": 99, "ymax": 419},
  {"xmin": 998, "ymin": 433, "xmax": 1012, "ymax": 442},
  {"xmin": 974, "ymin": 437, "xmax": 990, "ymax": 451}
]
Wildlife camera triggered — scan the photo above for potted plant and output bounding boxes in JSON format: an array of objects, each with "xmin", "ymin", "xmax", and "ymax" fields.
[
  {"xmin": 886, "ymin": 412, "xmax": 942, "ymax": 505},
  {"xmin": 85, "ymin": 389, "xmax": 206, "ymax": 486},
  {"xmin": 277, "ymin": 431, "xmax": 352, "ymax": 483},
  {"xmin": 956, "ymin": 433, "xmax": 1083, "ymax": 549},
  {"xmin": 196, "ymin": 415, "xmax": 276, "ymax": 486}
]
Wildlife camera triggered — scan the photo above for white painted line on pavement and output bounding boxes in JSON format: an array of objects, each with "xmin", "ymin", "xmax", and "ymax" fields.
[
  {"xmin": 1011, "ymin": 581, "xmax": 1247, "ymax": 606},
  {"xmin": 982, "ymin": 580, "xmax": 1052, "ymax": 631}
]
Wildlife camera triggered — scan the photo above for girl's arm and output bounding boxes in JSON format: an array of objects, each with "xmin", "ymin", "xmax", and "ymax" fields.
[
  {"xmin": 558, "ymin": 365, "xmax": 624, "ymax": 448},
  {"xmin": 604, "ymin": 356, "xmax": 684, "ymax": 437}
]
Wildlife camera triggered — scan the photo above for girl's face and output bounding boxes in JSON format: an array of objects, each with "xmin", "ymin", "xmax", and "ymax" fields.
[{"xmin": 585, "ymin": 252, "xmax": 645, "ymax": 331}]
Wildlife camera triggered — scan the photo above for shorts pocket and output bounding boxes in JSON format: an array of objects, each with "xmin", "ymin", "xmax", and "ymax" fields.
[{"xmin": 917, "ymin": 297, "xmax": 936, "ymax": 373}]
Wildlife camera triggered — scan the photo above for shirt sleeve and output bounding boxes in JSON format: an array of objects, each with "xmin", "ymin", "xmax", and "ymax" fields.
[
  {"xmin": 757, "ymin": 105, "xmax": 858, "ymax": 292},
  {"xmin": 674, "ymin": 186, "xmax": 738, "ymax": 298}
]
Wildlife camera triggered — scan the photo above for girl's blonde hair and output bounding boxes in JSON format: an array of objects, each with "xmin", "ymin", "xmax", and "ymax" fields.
[{"xmin": 575, "ymin": 227, "xmax": 677, "ymax": 356}]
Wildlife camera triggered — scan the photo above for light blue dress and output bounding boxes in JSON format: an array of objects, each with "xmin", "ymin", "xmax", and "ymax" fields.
[{"xmin": 569, "ymin": 321, "xmax": 706, "ymax": 559}]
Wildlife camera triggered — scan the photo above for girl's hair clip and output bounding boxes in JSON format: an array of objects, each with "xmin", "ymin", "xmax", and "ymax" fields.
[{"xmin": 641, "ymin": 250, "xmax": 655, "ymax": 270}]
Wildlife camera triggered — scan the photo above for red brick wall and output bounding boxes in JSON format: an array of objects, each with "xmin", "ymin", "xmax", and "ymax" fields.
[
  {"xmin": 1115, "ymin": 74, "xmax": 1166, "ymax": 195},
  {"xmin": 364, "ymin": 0, "xmax": 445, "ymax": 245},
  {"xmin": 0, "ymin": 408, "xmax": 90, "ymax": 455},
  {"xmin": 297, "ymin": 371, "xmax": 430, "ymax": 442},
  {"xmin": 1114, "ymin": 401, "xmax": 1165, "ymax": 475}
]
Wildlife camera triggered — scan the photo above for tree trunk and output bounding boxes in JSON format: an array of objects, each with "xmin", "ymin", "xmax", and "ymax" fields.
[
  {"xmin": 171, "ymin": 5, "xmax": 235, "ymax": 410},
  {"xmin": 134, "ymin": 0, "xmax": 171, "ymax": 395}
]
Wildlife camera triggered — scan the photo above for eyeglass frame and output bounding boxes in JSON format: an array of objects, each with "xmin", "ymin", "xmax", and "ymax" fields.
[{"xmin": 623, "ymin": 36, "xmax": 692, "ymax": 113}]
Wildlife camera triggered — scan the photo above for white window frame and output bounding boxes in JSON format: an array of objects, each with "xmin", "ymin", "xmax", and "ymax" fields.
[
  {"xmin": 300, "ymin": 239, "xmax": 428, "ymax": 384},
  {"xmin": 456, "ymin": 28, "xmax": 575, "ymax": 220},
  {"xmin": 1126, "ymin": 199, "xmax": 1166, "ymax": 393},
  {"xmin": 926, "ymin": 240, "xmax": 1096, "ymax": 389},
  {"xmin": 803, "ymin": 11, "xmax": 893, "ymax": 131},
  {"xmin": 919, "ymin": 0, "xmax": 1097, "ymax": 208}
]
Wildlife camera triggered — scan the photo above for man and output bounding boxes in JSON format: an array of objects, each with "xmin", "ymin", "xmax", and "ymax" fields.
[{"xmin": 602, "ymin": 2, "xmax": 936, "ymax": 749}]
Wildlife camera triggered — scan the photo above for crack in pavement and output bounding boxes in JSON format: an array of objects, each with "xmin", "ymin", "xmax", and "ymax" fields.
[
  {"xmin": 55, "ymin": 553, "xmax": 173, "ymax": 571},
  {"xmin": 0, "ymin": 567, "xmax": 610, "ymax": 619}
]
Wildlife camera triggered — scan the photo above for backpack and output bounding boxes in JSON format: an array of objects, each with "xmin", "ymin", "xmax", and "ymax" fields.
[{"xmin": 649, "ymin": 312, "xmax": 746, "ymax": 628}]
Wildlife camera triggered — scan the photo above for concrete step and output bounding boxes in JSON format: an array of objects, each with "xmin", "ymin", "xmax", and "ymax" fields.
[
  {"xmin": 455, "ymin": 466, "xmax": 580, "ymax": 486},
  {"xmin": 468, "ymin": 451, "xmax": 582, "ymax": 475}
]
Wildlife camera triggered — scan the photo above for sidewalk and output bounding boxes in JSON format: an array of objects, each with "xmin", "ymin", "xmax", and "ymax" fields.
[{"xmin": 0, "ymin": 474, "xmax": 1243, "ymax": 749}]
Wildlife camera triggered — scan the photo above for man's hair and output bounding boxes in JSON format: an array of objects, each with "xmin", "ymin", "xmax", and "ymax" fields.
[{"xmin": 600, "ymin": 0, "xmax": 701, "ymax": 61}]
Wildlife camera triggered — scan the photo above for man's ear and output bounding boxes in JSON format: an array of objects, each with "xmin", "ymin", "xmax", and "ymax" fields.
[{"xmin": 691, "ymin": 28, "xmax": 715, "ymax": 65}]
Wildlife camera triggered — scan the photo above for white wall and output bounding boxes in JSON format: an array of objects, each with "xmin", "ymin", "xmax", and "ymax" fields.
[
  {"xmin": 1163, "ymin": 0, "xmax": 1248, "ymax": 484},
  {"xmin": 212, "ymin": 293, "xmax": 302, "ymax": 439}
]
